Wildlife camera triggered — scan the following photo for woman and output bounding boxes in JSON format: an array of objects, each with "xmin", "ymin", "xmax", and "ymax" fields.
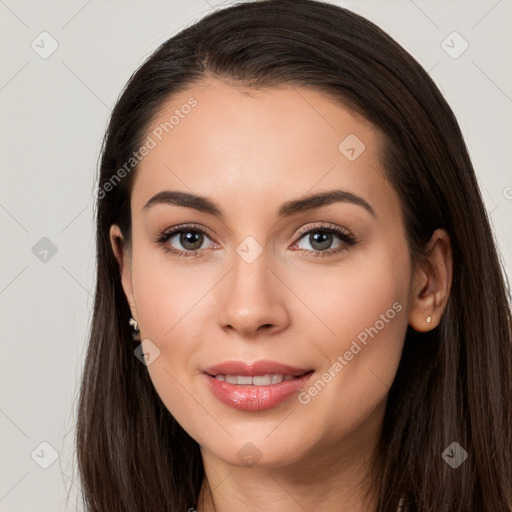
[{"xmin": 76, "ymin": 0, "xmax": 512, "ymax": 510}]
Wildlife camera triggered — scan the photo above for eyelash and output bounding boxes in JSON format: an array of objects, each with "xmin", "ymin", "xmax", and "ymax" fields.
[{"xmin": 154, "ymin": 222, "xmax": 357, "ymax": 260}]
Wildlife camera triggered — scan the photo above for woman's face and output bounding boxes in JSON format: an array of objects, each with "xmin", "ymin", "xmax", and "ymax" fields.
[{"xmin": 112, "ymin": 80, "xmax": 415, "ymax": 469}]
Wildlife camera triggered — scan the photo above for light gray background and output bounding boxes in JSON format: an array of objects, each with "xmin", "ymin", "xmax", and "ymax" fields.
[{"xmin": 0, "ymin": 0, "xmax": 511, "ymax": 510}]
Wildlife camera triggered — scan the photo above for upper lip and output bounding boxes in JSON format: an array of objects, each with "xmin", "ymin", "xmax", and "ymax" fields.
[{"xmin": 203, "ymin": 360, "xmax": 312, "ymax": 377}]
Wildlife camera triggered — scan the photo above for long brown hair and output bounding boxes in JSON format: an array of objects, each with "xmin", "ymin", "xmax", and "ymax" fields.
[{"xmin": 75, "ymin": 1, "xmax": 512, "ymax": 510}]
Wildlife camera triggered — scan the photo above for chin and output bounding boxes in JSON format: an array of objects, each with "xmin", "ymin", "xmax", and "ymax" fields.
[{"xmin": 201, "ymin": 433, "xmax": 315, "ymax": 470}]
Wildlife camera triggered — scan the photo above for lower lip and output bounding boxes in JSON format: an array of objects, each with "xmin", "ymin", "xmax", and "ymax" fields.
[{"xmin": 204, "ymin": 372, "xmax": 314, "ymax": 412}]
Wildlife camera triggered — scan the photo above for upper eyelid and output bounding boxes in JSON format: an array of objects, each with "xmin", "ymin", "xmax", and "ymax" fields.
[{"xmin": 295, "ymin": 222, "xmax": 350, "ymax": 236}]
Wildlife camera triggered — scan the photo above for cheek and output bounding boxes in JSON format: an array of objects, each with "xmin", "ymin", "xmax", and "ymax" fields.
[
  {"xmin": 290, "ymin": 245, "xmax": 411, "ymax": 434},
  {"xmin": 293, "ymin": 269, "xmax": 408, "ymax": 383},
  {"xmin": 129, "ymin": 251, "xmax": 215, "ymax": 440},
  {"xmin": 130, "ymin": 241, "xmax": 213, "ymax": 342},
  {"xmin": 290, "ymin": 239, "xmax": 411, "ymax": 352}
]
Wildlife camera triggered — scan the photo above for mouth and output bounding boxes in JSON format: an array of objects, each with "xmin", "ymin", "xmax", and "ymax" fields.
[
  {"xmin": 207, "ymin": 372, "xmax": 310, "ymax": 385},
  {"xmin": 203, "ymin": 359, "xmax": 312, "ymax": 378},
  {"xmin": 202, "ymin": 360, "xmax": 315, "ymax": 411}
]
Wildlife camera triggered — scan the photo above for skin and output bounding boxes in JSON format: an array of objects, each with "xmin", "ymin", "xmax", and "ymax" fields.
[{"xmin": 110, "ymin": 79, "xmax": 452, "ymax": 512}]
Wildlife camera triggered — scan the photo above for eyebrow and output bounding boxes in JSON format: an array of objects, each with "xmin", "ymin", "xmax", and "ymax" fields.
[{"xmin": 142, "ymin": 189, "xmax": 376, "ymax": 218}]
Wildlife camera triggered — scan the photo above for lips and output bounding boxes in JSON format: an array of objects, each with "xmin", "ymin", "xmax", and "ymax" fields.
[
  {"xmin": 202, "ymin": 360, "xmax": 314, "ymax": 412},
  {"xmin": 203, "ymin": 359, "xmax": 311, "ymax": 377}
]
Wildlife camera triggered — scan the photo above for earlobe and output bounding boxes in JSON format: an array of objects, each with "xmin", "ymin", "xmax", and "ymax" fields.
[
  {"xmin": 408, "ymin": 228, "xmax": 452, "ymax": 332},
  {"xmin": 109, "ymin": 224, "xmax": 138, "ymax": 321}
]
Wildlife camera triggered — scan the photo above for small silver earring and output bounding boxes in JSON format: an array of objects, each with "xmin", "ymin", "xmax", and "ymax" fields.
[
  {"xmin": 426, "ymin": 316, "xmax": 432, "ymax": 324},
  {"xmin": 129, "ymin": 317, "xmax": 141, "ymax": 341}
]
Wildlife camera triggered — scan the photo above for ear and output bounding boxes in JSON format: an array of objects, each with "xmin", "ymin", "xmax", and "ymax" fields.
[
  {"xmin": 408, "ymin": 228, "xmax": 452, "ymax": 332},
  {"xmin": 109, "ymin": 224, "xmax": 138, "ymax": 322}
]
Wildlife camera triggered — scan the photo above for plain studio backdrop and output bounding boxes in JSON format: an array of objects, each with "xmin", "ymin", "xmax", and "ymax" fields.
[{"xmin": 0, "ymin": 0, "xmax": 511, "ymax": 510}]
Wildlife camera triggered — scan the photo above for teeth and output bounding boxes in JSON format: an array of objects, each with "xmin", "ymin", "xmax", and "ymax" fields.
[
  {"xmin": 255, "ymin": 375, "xmax": 275, "ymax": 385},
  {"xmin": 214, "ymin": 374, "xmax": 298, "ymax": 385}
]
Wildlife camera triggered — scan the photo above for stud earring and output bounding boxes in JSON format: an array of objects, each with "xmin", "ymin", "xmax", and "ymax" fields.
[
  {"xmin": 426, "ymin": 316, "xmax": 432, "ymax": 324},
  {"xmin": 129, "ymin": 317, "xmax": 141, "ymax": 341}
]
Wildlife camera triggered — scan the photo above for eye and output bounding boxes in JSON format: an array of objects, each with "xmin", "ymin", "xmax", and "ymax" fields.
[
  {"xmin": 155, "ymin": 224, "xmax": 218, "ymax": 258},
  {"xmin": 291, "ymin": 223, "xmax": 357, "ymax": 259},
  {"xmin": 155, "ymin": 222, "xmax": 357, "ymax": 260}
]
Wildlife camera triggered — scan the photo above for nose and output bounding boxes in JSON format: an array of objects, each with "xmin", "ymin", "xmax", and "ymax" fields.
[{"xmin": 216, "ymin": 248, "xmax": 290, "ymax": 338}]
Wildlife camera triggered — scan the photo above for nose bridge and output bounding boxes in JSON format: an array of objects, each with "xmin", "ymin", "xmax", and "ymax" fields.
[{"xmin": 216, "ymin": 237, "xmax": 289, "ymax": 336}]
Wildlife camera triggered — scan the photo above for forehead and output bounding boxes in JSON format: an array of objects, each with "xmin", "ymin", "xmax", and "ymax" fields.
[{"xmin": 130, "ymin": 79, "xmax": 399, "ymax": 223}]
